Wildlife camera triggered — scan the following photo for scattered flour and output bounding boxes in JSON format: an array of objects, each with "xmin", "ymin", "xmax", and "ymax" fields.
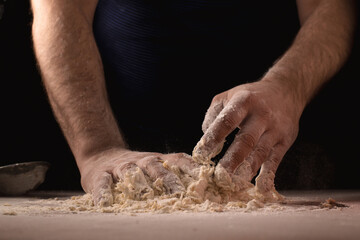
[
  {"xmin": 320, "ymin": 198, "xmax": 349, "ymax": 209},
  {"xmin": 54, "ymin": 147, "xmax": 285, "ymax": 214},
  {"xmin": 2, "ymin": 211, "xmax": 17, "ymax": 216},
  {"xmin": 1, "ymin": 146, "xmax": 287, "ymax": 214},
  {"xmin": 2, "ymin": 146, "xmax": 346, "ymax": 215},
  {"xmin": 52, "ymin": 162, "xmax": 283, "ymax": 214}
]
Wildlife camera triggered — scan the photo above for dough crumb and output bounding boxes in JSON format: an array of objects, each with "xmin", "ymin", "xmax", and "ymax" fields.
[
  {"xmin": 58, "ymin": 160, "xmax": 284, "ymax": 214},
  {"xmin": 5, "ymin": 150, "xmax": 345, "ymax": 214},
  {"xmin": 3, "ymin": 211, "xmax": 17, "ymax": 216},
  {"xmin": 320, "ymin": 198, "xmax": 348, "ymax": 209}
]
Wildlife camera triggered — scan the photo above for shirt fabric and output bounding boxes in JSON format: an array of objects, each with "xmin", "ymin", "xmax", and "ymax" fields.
[{"xmin": 93, "ymin": 0, "xmax": 299, "ymax": 154}]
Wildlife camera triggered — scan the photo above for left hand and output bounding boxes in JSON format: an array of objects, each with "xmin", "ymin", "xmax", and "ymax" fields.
[{"xmin": 193, "ymin": 78, "xmax": 305, "ymax": 192}]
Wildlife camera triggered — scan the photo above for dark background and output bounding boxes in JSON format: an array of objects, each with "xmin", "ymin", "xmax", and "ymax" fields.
[{"xmin": 1, "ymin": 1, "xmax": 359, "ymax": 191}]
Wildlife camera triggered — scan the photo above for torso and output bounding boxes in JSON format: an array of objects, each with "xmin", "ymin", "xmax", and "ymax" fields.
[{"xmin": 93, "ymin": 0, "xmax": 299, "ymax": 153}]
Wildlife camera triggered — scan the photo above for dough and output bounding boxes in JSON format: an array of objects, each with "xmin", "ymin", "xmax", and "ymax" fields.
[{"xmin": 66, "ymin": 149, "xmax": 284, "ymax": 213}]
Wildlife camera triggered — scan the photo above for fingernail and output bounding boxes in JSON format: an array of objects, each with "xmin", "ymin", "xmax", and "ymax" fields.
[{"xmin": 192, "ymin": 139, "xmax": 224, "ymax": 165}]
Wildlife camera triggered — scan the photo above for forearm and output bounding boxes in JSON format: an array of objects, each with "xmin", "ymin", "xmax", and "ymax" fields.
[
  {"xmin": 31, "ymin": 1, "xmax": 126, "ymax": 167},
  {"xmin": 263, "ymin": 0, "xmax": 356, "ymax": 109}
]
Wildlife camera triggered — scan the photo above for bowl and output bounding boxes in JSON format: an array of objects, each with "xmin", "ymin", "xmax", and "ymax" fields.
[{"xmin": 0, "ymin": 161, "xmax": 50, "ymax": 196}]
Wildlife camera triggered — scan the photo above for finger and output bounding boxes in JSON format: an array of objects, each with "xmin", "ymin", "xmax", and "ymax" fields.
[
  {"xmin": 255, "ymin": 143, "xmax": 288, "ymax": 193},
  {"xmin": 92, "ymin": 172, "xmax": 114, "ymax": 207},
  {"xmin": 202, "ymin": 99, "xmax": 224, "ymax": 133},
  {"xmin": 193, "ymin": 98, "xmax": 249, "ymax": 163},
  {"xmin": 138, "ymin": 156, "xmax": 185, "ymax": 195},
  {"xmin": 219, "ymin": 117, "xmax": 267, "ymax": 173},
  {"xmin": 214, "ymin": 163, "xmax": 253, "ymax": 193},
  {"xmin": 162, "ymin": 153, "xmax": 200, "ymax": 178},
  {"xmin": 112, "ymin": 162, "xmax": 140, "ymax": 181},
  {"xmin": 112, "ymin": 162, "xmax": 154, "ymax": 200},
  {"xmin": 234, "ymin": 131, "xmax": 276, "ymax": 181}
]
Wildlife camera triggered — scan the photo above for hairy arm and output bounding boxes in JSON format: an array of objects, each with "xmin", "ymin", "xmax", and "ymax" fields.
[
  {"xmin": 31, "ymin": 0, "xmax": 126, "ymax": 169},
  {"xmin": 193, "ymin": 0, "xmax": 357, "ymax": 195},
  {"xmin": 31, "ymin": 0, "xmax": 189, "ymax": 205},
  {"xmin": 264, "ymin": 0, "xmax": 357, "ymax": 107}
]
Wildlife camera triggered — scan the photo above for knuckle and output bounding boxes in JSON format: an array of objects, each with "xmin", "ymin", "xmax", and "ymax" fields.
[
  {"xmin": 269, "ymin": 154, "xmax": 282, "ymax": 165},
  {"xmin": 234, "ymin": 89, "xmax": 253, "ymax": 106},
  {"xmin": 220, "ymin": 156, "xmax": 238, "ymax": 173},
  {"xmin": 137, "ymin": 156, "xmax": 165, "ymax": 177},
  {"xmin": 260, "ymin": 108, "xmax": 273, "ymax": 121},
  {"xmin": 140, "ymin": 155, "xmax": 162, "ymax": 166},
  {"xmin": 218, "ymin": 111, "xmax": 238, "ymax": 131},
  {"xmin": 238, "ymin": 132, "xmax": 256, "ymax": 149},
  {"xmin": 212, "ymin": 93, "xmax": 224, "ymax": 104},
  {"xmin": 118, "ymin": 162, "xmax": 137, "ymax": 172},
  {"xmin": 254, "ymin": 145, "xmax": 270, "ymax": 160},
  {"xmin": 220, "ymin": 148, "xmax": 246, "ymax": 173}
]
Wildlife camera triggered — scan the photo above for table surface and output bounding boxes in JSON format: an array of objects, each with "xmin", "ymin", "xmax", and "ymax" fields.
[{"xmin": 1, "ymin": 190, "xmax": 360, "ymax": 240}]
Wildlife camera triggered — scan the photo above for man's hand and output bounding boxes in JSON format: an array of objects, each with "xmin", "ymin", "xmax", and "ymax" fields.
[
  {"xmin": 193, "ymin": 80, "xmax": 302, "ymax": 192},
  {"xmin": 30, "ymin": 0, "xmax": 203, "ymax": 207},
  {"xmin": 194, "ymin": 0, "xmax": 356, "ymax": 193},
  {"xmin": 80, "ymin": 149, "xmax": 199, "ymax": 206}
]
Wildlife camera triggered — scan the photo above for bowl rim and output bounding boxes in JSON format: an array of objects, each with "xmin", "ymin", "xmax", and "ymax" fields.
[{"xmin": 0, "ymin": 161, "xmax": 51, "ymax": 171}]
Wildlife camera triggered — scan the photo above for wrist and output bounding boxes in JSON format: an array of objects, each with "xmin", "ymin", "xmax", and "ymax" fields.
[{"xmin": 262, "ymin": 67, "xmax": 309, "ymax": 111}]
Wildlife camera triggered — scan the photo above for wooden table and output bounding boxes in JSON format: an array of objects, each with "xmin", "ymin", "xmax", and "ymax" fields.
[{"xmin": 1, "ymin": 190, "xmax": 359, "ymax": 240}]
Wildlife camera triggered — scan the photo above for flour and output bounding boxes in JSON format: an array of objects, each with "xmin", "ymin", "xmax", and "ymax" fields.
[
  {"xmin": 65, "ymin": 164, "xmax": 249, "ymax": 213},
  {"xmin": 0, "ymin": 146, "xmax": 286, "ymax": 214},
  {"xmin": 2, "ymin": 211, "xmax": 17, "ymax": 216},
  {"xmin": 57, "ymin": 149, "xmax": 284, "ymax": 214},
  {"xmin": 320, "ymin": 198, "xmax": 349, "ymax": 209}
]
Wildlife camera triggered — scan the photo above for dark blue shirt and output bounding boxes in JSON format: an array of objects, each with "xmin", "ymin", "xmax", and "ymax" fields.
[{"xmin": 93, "ymin": 0, "xmax": 299, "ymax": 153}]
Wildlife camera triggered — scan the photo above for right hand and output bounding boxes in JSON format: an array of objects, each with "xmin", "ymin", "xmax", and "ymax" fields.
[
  {"xmin": 193, "ymin": 80, "xmax": 303, "ymax": 193},
  {"xmin": 78, "ymin": 148, "xmax": 199, "ymax": 206}
]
